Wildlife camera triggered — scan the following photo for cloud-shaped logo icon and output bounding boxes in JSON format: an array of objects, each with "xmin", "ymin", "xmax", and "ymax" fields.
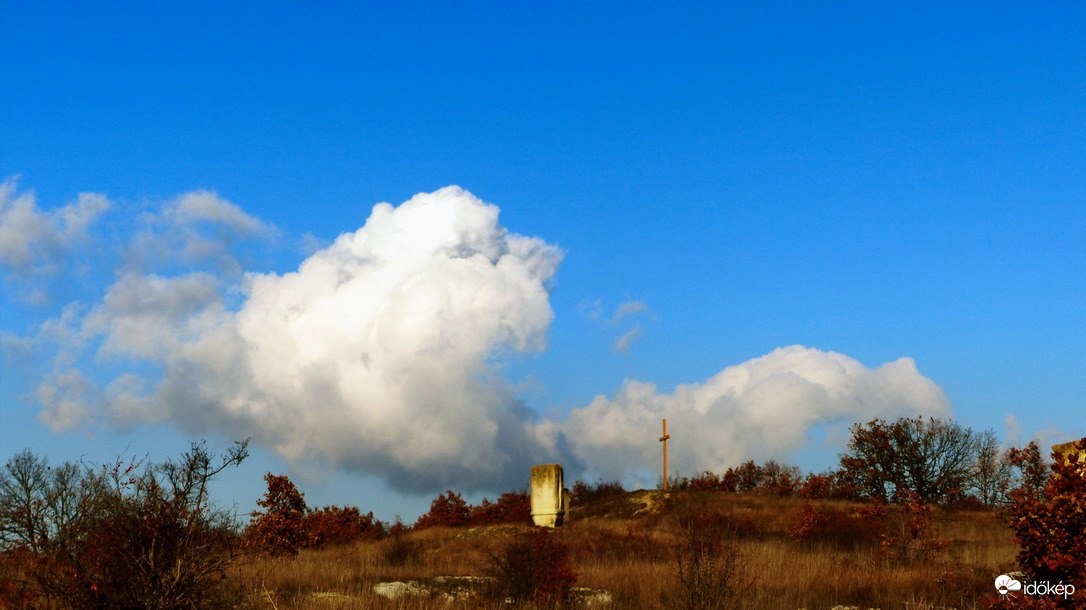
[{"xmin": 995, "ymin": 574, "xmax": 1022, "ymax": 595}]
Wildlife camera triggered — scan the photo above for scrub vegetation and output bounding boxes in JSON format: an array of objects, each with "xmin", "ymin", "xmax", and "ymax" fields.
[{"xmin": 1, "ymin": 420, "xmax": 1082, "ymax": 609}]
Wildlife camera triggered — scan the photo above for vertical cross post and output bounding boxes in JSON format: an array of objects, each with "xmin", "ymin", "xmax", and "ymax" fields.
[{"xmin": 659, "ymin": 418, "xmax": 671, "ymax": 491}]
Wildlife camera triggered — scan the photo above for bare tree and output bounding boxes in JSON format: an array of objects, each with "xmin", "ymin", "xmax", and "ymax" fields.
[
  {"xmin": 969, "ymin": 430, "xmax": 1012, "ymax": 506},
  {"xmin": 0, "ymin": 449, "xmax": 101, "ymax": 553},
  {"xmin": 839, "ymin": 417, "xmax": 981, "ymax": 504},
  {"xmin": 2, "ymin": 440, "xmax": 250, "ymax": 609},
  {"xmin": 0, "ymin": 449, "xmax": 50, "ymax": 551}
]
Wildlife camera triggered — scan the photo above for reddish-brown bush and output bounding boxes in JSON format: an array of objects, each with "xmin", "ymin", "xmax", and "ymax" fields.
[
  {"xmin": 4, "ymin": 441, "xmax": 249, "ymax": 610},
  {"xmin": 673, "ymin": 470, "xmax": 736, "ymax": 492},
  {"xmin": 247, "ymin": 473, "xmax": 311, "ymax": 556},
  {"xmin": 570, "ymin": 524, "xmax": 664, "ymax": 563},
  {"xmin": 486, "ymin": 527, "xmax": 577, "ymax": 607},
  {"xmin": 305, "ymin": 505, "xmax": 383, "ymax": 548},
  {"xmin": 415, "ymin": 489, "xmax": 470, "ymax": 529},
  {"xmin": 875, "ymin": 491, "xmax": 948, "ymax": 563},
  {"xmin": 379, "ymin": 519, "xmax": 421, "ymax": 567},
  {"xmin": 800, "ymin": 473, "xmax": 834, "ymax": 499},
  {"xmin": 1005, "ymin": 441, "xmax": 1049, "ymax": 503},
  {"xmin": 733, "ymin": 460, "xmax": 765, "ymax": 492},
  {"xmin": 672, "ymin": 462, "xmax": 805, "ymax": 495},
  {"xmin": 759, "ymin": 460, "xmax": 803, "ymax": 496},
  {"xmin": 666, "ymin": 511, "xmax": 754, "ymax": 610},
  {"xmin": 787, "ymin": 501, "xmax": 883, "ymax": 549},
  {"xmin": 570, "ymin": 479, "xmax": 626, "ymax": 505},
  {"xmin": 839, "ymin": 417, "xmax": 981, "ymax": 504},
  {"xmin": 989, "ymin": 443, "xmax": 1086, "ymax": 609},
  {"xmin": 469, "ymin": 490, "xmax": 530, "ymax": 525}
]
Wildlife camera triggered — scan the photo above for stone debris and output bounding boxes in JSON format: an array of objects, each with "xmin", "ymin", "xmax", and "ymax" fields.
[
  {"xmin": 372, "ymin": 580, "xmax": 432, "ymax": 600},
  {"xmin": 572, "ymin": 586, "xmax": 613, "ymax": 606},
  {"xmin": 372, "ymin": 577, "xmax": 612, "ymax": 606},
  {"xmin": 307, "ymin": 591, "xmax": 354, "ymax": 603}
]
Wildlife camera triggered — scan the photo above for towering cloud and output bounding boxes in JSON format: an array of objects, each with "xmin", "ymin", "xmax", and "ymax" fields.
[{"xmin": 55, "ymin": 186, "xmax": 565, "ymax": 491}]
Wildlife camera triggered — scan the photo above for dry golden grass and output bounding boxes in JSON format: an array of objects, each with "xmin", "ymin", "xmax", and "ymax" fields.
[{"xmin": 229, "ymin": 491, "xmax": 1017, "ymax": 609}]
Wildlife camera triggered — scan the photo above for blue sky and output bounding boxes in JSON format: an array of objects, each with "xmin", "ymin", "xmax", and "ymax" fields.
[{"xmin": 2, "ymin": 1, "xmax": 1083, "ymax": 522}]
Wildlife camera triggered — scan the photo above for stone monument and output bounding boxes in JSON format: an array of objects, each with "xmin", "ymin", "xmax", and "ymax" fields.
[
  {"xmin": 1052, "ymin": 438, "xmax": 1086, "ymax": 465},
  {"xmin": 530, "ymin": 463, "xmax": 570, "ymax": 527}
]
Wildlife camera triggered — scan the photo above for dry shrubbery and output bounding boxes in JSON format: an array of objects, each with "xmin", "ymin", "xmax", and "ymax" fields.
[
  {"xmin": 0, "ymin": 441, "xmax": 250, "ymax": 610},
  {"xmin": 569, "ymin": 480, "xmax": 626, "ymax": 505},
  {"xmin": 413, "ymin": 489, "xmax": 530, "ymax": 530},
  {"xmin": 485, "ymin": 527, "xmax": 577, "ymax": 608},
  {"xmin": 662, "ymin": 511, "xmax": 754, "ymax": 610},
  {"xmin": 569, "ymin": 522, "xmax": 664, "ymax": 563},
  {"xmin": 983, "ymin": 445, "xmax": 1086, "ymax": 609},
  {"xmin": 5, "ymin": 425, "xmax": 1080, "ymax": 609},
  {"xmin": 247, "ymin": 473, "xmax": 311, "ymax": 555},
  {"xmin": 306, "ymin": 505, "xmax": 383, "ymax": 547},
  {"xmin": 378, "ymin": 520, "xmax": 421, "ymax": 567},
  {"xmin": 246, "ymin": 475, "xmax": 386, "ymax": 556},
  {"xmin": 787, "ymin": 500, "xmax": 884, "ymax": 549},
  {"xmin": 470, "ymin": 490, "xmax": 531, "ymax": 526}
]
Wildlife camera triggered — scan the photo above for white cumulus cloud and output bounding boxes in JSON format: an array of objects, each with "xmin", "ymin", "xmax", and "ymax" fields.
[
  {"xmin": 125, "ymin": 190, "xmax": 275, "ymax": 275},
  {"xmin": 560, "ymin": 346, "xmax": 951, "ymax": 484},
  {"xmin": 21, "ymin": 183, "xmax": 955, "ymax": 495},
  {"xmin": 0, "ymin": 177, "xmax": 111, "ymax": 274},
  {"xmin": 70, "ymin": 186, "xmax": 566, "ymax": 491}
]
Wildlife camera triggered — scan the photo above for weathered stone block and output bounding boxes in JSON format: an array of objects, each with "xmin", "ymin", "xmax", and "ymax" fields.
[
  {"xmin": 531, "ymin": 463, "xmax": 569, "ymax": 527},
  {"xmin": 1052, "ymin": 438, "xmax": 1086, "ymax": 465}
]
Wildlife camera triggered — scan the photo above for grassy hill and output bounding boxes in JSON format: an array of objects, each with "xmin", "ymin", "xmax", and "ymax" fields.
[{"xmin": 235, "ymin": 489, "xmax": 1017, "ymax": 609}]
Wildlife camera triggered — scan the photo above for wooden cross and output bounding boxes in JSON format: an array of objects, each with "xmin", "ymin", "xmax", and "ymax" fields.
[{"xmin": 659, "ymin": 418, "xmax": 671, "ymax": 491}]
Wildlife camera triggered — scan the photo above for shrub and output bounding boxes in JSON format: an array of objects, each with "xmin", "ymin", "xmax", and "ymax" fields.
[
  {"xmin": 379, "ymin": 520, "xmax": 421, "ymax": 567},
  {"xmin": 247, "ymin": 473, "xmax": 310, "ymax": 556},
  {"xmin": 569, "ymin": 480, "xmax": 626, "ymax": 505},
  {"xmin": 486, "ymin": 527, "xmax": 577, "ymax": 608},
  {"xmin": 305, "ymin": 505, "xmax": 383, "ymax": 548},
  {"xmin": 1004, "ymin": 441, "xmax": 1049, "ymax": 504},
  {"xmin": 758, "ymin": 460, "xmax": 803, "ymax": 496},
  {"xmin": 570, "ymin": 523, "xmax": 664, "ymax": 563},
  {"xmin": 664, "ymin": 511, "xmax": 753, "ymax": 610},
  {"xmin": 875, "ymin": 491, "xmax": 948, "ymax": 563},
  {"xmin": 672, "ymin": 471, "xmax": 735, "ymax": 492},
  {"xmin": 2, "ymin": 441, "xmax": 249, "ymax": 610},
  {"xmin": 415, "ymin": 490, "xmax": 471, "ymax": 529},
  {"xmin": 0, "ymin": 546, "xmax": 39, "ymax": 607},
  {"xmin": 733, "ymin": 461, "xmax": 765, "ymax": 492},
  {"xmin": 787, "ymin": 501, "xmax": 883, "ymax": 549},
  {"xmin": 799, "ymin": 473, "xmax": 834, "ymax": 499},
  {"xmin": 838, "ymin": 417, "xmax": 981, "ymax": 504},
  {"xmin": 990, "ymin": 442, "xmax": 1086, "ymax": 609},
  {"xmin": 469, "ymin": 490, "xmax": 530, "ymax": 525}
]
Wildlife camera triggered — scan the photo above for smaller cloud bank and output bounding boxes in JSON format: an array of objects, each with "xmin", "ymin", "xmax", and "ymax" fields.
[{"xmin": 560, "ymin": 346, "xmax": 950, "ymax": 484}]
